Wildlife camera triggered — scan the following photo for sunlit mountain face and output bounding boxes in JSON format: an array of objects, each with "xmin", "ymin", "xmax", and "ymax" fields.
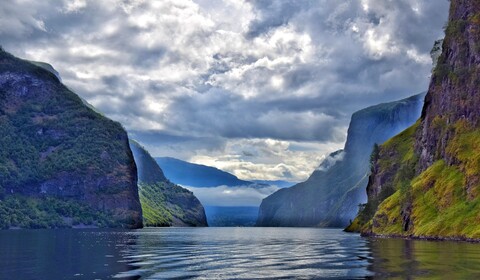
[{"xmin": 1, "ymin": 0, "xmax": 448, "ymax": 183}]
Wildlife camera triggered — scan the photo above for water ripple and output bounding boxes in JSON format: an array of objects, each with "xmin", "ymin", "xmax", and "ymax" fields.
[
  {"xmin": 4, "ymin": 228, "xmax": 480, "ymax": 279},
  {"xmin": 114, "ymin": 228, "xmax": 372, "ymax": 279}
]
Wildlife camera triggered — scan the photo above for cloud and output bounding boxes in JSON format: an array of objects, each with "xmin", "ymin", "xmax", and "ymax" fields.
[
  {"xmin": 0, "ymin": 0, "xmax": 47, "ymax": 37},
  {"xmin": 130, "ymin": 133, "xmax": 343, "ymax": 181},
  {"xmin": 189, "ymin": 138, "xmax": 344, "ymax": 181},
  {"xmin": 316, "ymin": 150, "xmax": 345, "ymax": 172},
  {"xmin": 0, "ymin": 0, "xmax": 450, "ymax": 180},
  {"xmin": 185, "ymin": 185, "xmax": 280, "ymax": 207}
]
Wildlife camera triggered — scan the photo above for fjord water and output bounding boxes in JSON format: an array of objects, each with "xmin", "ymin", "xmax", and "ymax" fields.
[{"xmin": 2, "ymin": 228, "xmax": 480, "ymax": 279}]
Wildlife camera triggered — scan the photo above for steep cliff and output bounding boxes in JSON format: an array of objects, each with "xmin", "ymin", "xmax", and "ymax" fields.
[
  {"xmin": 0, "ymin": 48, "xmax": 142, "ymax": 229},
  {"xmin": 130, "ymin": 141, "xmax": 208, "ymax": 227},
  {"xmin": 348, "ymin": 0, "xmax": 480, "ymax": 240},
  {"xmin": 257, "ymin": 93, "xmax": 424, "ymax": 227}
]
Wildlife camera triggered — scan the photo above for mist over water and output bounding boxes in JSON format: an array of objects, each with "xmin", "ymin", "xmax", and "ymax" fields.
[{"xmin": 2, "ymin": 228, "xmax": 480, "ymax": 279}]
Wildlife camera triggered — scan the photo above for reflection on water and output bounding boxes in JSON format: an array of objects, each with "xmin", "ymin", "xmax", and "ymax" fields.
[
  {"xmin": 368, "ymin": 237, "xmax": 480, "ymax": 279},
  {"xmin": 0, "ymin": 229, "xmax": 139, "ymax": 280},
  {"xmin": 116, "ymin": 228, "xmax": 372, "ymax": 279},
  {"xmin": 1, "ymin": 228, "xmax": 480, "ymax": 279}
]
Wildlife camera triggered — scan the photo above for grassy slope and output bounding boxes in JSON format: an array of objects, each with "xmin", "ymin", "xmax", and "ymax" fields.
[
  {"xmin": 347, "ymin": 120, "xmax": 480, "ymax": 239},
  {"xmin": 347, "ymin": 1, "xmax": 480, "ymax": 239},
  {"xmin": 139, "ymin": 182, "xmax": 206, "ymax": 227},
  {"xmin": 139, "ymin": 182, "xmax": 174, "ymax": 227},
  {"xmin": 130, "ymin": 141, "xmax": 207, "ymax": 227},
  {"xmin": 346, "ymin": 122, "xmax": 418, "ymax": 233}
]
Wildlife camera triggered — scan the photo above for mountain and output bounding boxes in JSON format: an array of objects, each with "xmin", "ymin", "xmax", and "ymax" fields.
[
  {"xmin": 347, "ymin": 0, "xmax": 480, "ymax": 240},
  {"xmin": 129, "ymin": 141, "xmax": 207, "ymax": 227},
  {"xmin": 257, "ymin": 93, "xmax": 425, "ymax": 227},
  {"xmin": 0, "ymin": 48, "xmax": 142, "ymax": 229},
  {"xmin": 155, "ymin": 157, "xmax": 251, "ymax": 187},
  {"xmin": 28, "ymin": 61, "xmax": 61, "ymax": 81}
]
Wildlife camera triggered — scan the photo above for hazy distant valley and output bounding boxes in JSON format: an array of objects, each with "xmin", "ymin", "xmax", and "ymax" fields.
[{"xmin": 156, "ymin": 157, "xmax": 295, "ymax": 226}]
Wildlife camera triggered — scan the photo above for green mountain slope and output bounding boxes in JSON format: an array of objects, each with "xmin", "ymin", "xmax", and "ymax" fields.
[
  {"xmin": 0, "ymin": 48, "xmax": 142, "ymax": 229},
  {"xmin": 347, "ymin": 0, "xmax": 480, "ymax": 240},
  {"xmin": 130, "ymin": 141, "xmax": 207, "ymax": 227}
]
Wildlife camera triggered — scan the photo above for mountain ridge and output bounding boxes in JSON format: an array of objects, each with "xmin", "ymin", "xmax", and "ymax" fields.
[{"xmin": 156, "ymin": 157, "xmax": 253, "ymax": 187}]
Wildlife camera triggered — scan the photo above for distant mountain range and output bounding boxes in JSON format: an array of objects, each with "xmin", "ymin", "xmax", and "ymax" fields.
[
  {"xmin": 156, "ymin": 157, "xmax": 294, "ymax": 188},
  {"xmin": 156, "ymin": 157, "xmax": 251, "ymax": 187}
]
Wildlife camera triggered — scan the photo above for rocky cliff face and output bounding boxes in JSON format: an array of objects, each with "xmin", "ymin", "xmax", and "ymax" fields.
[
  {"xmin": 130, "ymin": 141, "xmax": 208, "ymax": 227},
  {"xmin": 256, "ymin": 93, "xmax": 424, "ymax": 227},
  {"xmin": 417, "ymin": 0, "xmax": 480, "ymax": 171},
  {"xmin": 348, "ymin": 0, "xmax": 480, "ymax": 239},
  {"xmin": 0, "ymin": 49, "xmax": 142, "ymax": 229}
]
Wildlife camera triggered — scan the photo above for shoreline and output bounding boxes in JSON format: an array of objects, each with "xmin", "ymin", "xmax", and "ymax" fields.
[{"xmin": 360, "ymin": 232, "xmax": 480, "ymax": 243}]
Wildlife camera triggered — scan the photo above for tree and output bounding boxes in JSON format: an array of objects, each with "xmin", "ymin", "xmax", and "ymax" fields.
[{"xmin": 370, "ymin": 143, "xmax": 380, "ymax": 170}]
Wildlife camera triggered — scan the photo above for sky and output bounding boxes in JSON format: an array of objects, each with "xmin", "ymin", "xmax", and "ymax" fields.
[{"xmin": 0, "ymin": 0, "xmax": 449, "ymax": 182}]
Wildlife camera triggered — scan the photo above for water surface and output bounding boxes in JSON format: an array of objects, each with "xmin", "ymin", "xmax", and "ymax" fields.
[{"xmin": 1, "ymin": 228, "xmax": 480, "ymax": 279}]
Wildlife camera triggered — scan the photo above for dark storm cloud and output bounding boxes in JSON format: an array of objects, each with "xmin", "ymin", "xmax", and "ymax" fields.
[{"xmin": 245, "ymin": 0, "xmax": 304, "ymax": 38}]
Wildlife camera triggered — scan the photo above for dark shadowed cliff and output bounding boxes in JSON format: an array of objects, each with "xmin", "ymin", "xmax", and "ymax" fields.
[
  {"xmin": 257, "ymin": 93, "xmax": 424, "ymax": 227},
  {"xmin": 130, "ymin": 141, "xmax": 208, "ymax": 227},
  {"xmin": 348, "ymin": 0, "xmax": 480, "ymax": 240},
  {"xmin": 0, "ymin": 49, "xmax": 142, "ymax": 229}
]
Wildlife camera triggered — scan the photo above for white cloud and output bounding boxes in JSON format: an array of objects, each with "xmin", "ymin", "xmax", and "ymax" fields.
[
  {"xmin": 189, "ymin": 138, "xmax": 344, "ymax": 181},
  {"xmin": 0, "ymin": 0, "xmax": 47, "ymax": 36},
  {"xmin": 63, "ymin": 0, "xmax": 87, "ymax": 13},
  {"xmin": 316, "ymin": 150, "xmax": 345, "ymax": 172}
]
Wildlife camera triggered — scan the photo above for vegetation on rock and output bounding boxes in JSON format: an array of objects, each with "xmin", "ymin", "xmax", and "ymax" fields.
[
  {"xmin": 130, "ymin": 141, "xmax": 208, "ymax": 227},
  {"xmin": 0, "ymin": 49, "xmax": 142, "ymax": 229},
  {"xmin": 348, "ymin": 0, "xmax": 480, "ymax": 240}
]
